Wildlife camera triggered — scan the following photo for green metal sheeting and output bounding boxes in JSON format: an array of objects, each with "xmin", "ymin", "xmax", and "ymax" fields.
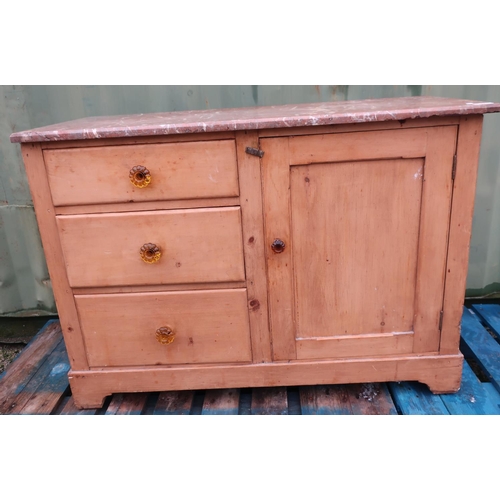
[{"xmin": 1, "ymin": 85, "xmax": 500, "ymax": 316}]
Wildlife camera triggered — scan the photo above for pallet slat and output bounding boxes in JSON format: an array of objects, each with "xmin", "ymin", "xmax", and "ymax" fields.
[
  {"xmin": 59, "ymin": 397, "xmax": 98, "ymax": 415},
  {"xmin": 388, "ymin": 382, "xmax": 450, "ymax": 415},
  {"xmin": 470, "ymin": 304, "xmax": 500, "ymax": 339},
  {"xmin": 440, "ymin": 361, "xmax": 500, "ymax": 415},
  {"xmin": 0, "ymin": 320, "xmax": 62, "ymax": 410},
  {"xmin": 153, "ymin": 391, "xmax": 195, "ymax": 415},
  {"xmin": 482, "ymin": 383, "xmax": 500, "ymax": 410},
  {"xmin": 202, "ymin": 389, "xmax": 240, "ymax": 415},
  {"xmin": 346, "ymin": 383, "xmax": 398, "ymax": 415},
  {"xmin": 105, "ymin": 393, "xmax": 148, "ymax": 415},
  {"xmin": 460, "ymin": 307, "xmax": 500, "ymax": 392},
  {"xmin": 299, "ymin": 385, "xmax": 352, "ymax": 415},
  {"xmin": 17, "ymin": 353, "xmax": 70, "ymax": 415},
  {"xmin": 251, "ymin": 387, "xmax": 288, "ymax": 415},
  {"xmin": 2, "ymin": 339, "xmax": 69, "ymax": 415}
]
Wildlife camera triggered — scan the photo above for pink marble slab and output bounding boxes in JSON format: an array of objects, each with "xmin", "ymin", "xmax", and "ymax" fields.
[{"xmin": 10, "ymin": 96, "xmax": 500, "ymax": 143}]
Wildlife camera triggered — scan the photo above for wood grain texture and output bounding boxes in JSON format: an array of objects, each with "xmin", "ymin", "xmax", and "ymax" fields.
[
  {"xmin": 440, "ymin": 116, "xmax": 483, "ymax": 353},
  {"xmin": 251, "ymin": 387, "xmax": 288, "ymax": 415},
  {"xmin": 296, "ymin": 332, "xmax": 414, "ymax": 359},
  {"xmin": 388, "ymin": 382, "xmax": 450, "ymax": 415},
  {"xmin": 261, "ymin": 137, "xmax": 296, "ymax": 361},
  {"xmin": 105, "ymin": 393, "xmax": 148, "ymax": 415},
  {"xmin": 439, "ymin": 362, "xmax": 500, "ymax": 415},
  {"xmin": 235, "ymin": 131, "xmax": 272, "ymax": 362},
  {"xmin": 54, "ymin": 197, "xmax": 240, "ymax": 215},
  {"xmin": 44, "ymin": 140, "xmax": 239, "ymax": 206},
  {"xmin": 72, "ymin": 281, "xmax": 246, "ymax": 295},
  {"xmin": 482, "ymin": 383, "xmax": 500, "ymax": 410},
  {"xmin": 202, "ymin": 389, "xmax": 240, "ymax": 415},
  {"xmin": 289, "ymin": 128, "xmax": 428, "ymax": 165},
  {"xmin": 40, "ymin": 131, "xmax": 237, "ymax": 150},
  {"xmin": 290, "ymin": 158, "xmax": 423, "ymax": 339},
  {"xmin": 68, "ymin": 353, "xmax": 463, "ymax": 408},
  {"xmin": 59, "ymin": 398, "xmax": 97, "ymax": 415},
  {"xmin": 75, "ymin": 289, "xmax": 252, "ymax": 367},
  {"xmin": 346, "ymin": 383, "xmax": 398, "ymax": 415},
  {"xmin": 470, "ymin": 304, "xmax": 500, "ymax": 338},
  {"xmin": 299, "ymin": 383, "xmax": 397, "ymax": 415},
  {"xmin": 460, "ymin": 307, "xmax": 500, "ymax": 392},
  {"xmin": 0, "ymin": 320, "xmax": 61, "ymax": 408},
  {"xmin": 299, "ymin": 385, "xmax": 353, "ymax": 415},
  {"xmin": 412, "ymin": 126, "xmax": 457, "ymax": 352},
  {"xmin": 258, "ymin": 116, "xmax": 461, "ymax": 138},
  {"xmin": 20, "ymin": 143, "xmax": 89, "ymax": 370},
  {"xmin": 57, "ymin": 207, "xmax": 245, "ymax": 288},
  {"xmin": 154, "ymin": 391, "xmax": 195, "ymax": 415},
  {"xmin": 3, "ymin": 339, "xmax": 69, "ymax": 415}
]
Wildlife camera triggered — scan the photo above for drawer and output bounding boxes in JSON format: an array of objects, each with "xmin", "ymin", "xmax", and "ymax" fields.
[
  {"xmin": 75, "ymin": 289, "xmax": 252, "ymax": 367},
  {"xmin": 57, "ymin": 207, "xmax": 245, "ymax": 288},
  {"xmin": 43, "ymin": 140, "xmax": 239, "ymax": 206}
]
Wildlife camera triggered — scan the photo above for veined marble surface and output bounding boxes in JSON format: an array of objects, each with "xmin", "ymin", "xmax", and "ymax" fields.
[{"xmin": 10, "ymin": 96, "xmax": 500, "ymax": 143}]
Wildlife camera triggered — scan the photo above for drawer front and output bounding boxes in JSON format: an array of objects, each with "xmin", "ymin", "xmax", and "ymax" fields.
[
  {"xmin": 57, "ymin": 207, "xmax": 245, "ymax": 288},
  {"xmin": 75, "ymin": 289, "xmax": 252, "ymax": 367},
  {"xmin": 44, "ymin": 140, "xmax": 239, "ymax": 206}
]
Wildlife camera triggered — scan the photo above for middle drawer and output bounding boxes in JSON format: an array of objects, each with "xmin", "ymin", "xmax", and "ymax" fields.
[{"xmin": 57, "ymin": 207, "xmax": 245, "ymax": 288}]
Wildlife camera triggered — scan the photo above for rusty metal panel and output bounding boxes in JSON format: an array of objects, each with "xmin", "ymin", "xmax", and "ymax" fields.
[{"xmin": 1, "ymin": 85, "xmax": 500, "ymax": 315}]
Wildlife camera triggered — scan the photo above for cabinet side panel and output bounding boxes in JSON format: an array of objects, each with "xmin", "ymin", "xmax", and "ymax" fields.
[
  {"xmin": 235, "ymin": 131, "xmax": 272, "ymax": 363},
  {"xmin": 441, "ymin": 115, "xmax": 484, "ymax": 354},
  {"xmin": 20, "ymin": 143, "xmax": 89, "ymax": 370}
]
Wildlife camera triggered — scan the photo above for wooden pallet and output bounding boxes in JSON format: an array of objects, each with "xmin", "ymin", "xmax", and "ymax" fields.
[{"xmin": 2, "ymin": 305, "xmax": 500, "ymax": 415}]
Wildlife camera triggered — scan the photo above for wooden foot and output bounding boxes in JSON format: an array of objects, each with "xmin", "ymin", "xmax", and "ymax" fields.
[
  {"xmin": 418, "ymin": 355, "xmax": 463, "ymax": 394},
  {"xmin": 69, "ymin": 373, "xmax": 110, "ymax": 409}
]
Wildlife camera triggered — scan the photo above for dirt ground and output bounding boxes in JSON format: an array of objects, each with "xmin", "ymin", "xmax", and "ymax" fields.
[{"xmin": 0, "ymin": 344, "xmax": 25, "ymax": 374}]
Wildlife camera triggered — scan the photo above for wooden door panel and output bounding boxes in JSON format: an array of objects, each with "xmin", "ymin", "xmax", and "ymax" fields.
[
  {"xmin": 290, "ymin": 158, "xmax": 423, "ymax": 338},
  {"xmin": 262, "ymin": 126, "xmax": 457, "ymax": 361}
]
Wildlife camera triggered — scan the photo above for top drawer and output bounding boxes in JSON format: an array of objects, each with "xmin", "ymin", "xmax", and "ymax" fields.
[{"xmin": 43, "ymin": 140, "xmax": 239, "ymax": 207}]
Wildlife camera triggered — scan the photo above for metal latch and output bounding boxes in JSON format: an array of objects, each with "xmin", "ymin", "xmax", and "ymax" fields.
[{"xmin": 245, "ymin": 147, "xmax": 264, "ymax": 158}]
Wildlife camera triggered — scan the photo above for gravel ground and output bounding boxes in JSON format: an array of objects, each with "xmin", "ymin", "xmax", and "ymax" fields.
[
  {"xmin": 0, "ymin": 317, "xmax": 52, "ymax": 375},
  {"xmin": 0, "ymin": 344, "xmax": 25, "ymax": 374}
]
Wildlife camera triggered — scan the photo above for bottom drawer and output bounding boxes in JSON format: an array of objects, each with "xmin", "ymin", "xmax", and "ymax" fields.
[{"xmin": 75, "ymin": 289, "xmax": 252, "ymax": 367}]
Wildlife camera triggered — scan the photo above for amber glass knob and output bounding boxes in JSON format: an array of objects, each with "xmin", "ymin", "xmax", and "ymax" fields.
[
  {"xmin": 140, "ymin": 243, "xmax": 161, "ymax": 263},
  {"xmin": 130, "ymin": 165, "xmax": 151, "ymax": 188},
  {"xmin": 156, "ymin": 326, "xmax": 175, "ymax": 345},
  {"xmin": 271, "ymin": 238, "xmax": 286, "ymax": 253}
]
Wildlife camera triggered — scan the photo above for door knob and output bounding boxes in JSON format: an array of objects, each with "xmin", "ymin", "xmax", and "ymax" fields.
[{"xmin": 271, "ymin": 239, "xmax": 286, "ymax": 253}]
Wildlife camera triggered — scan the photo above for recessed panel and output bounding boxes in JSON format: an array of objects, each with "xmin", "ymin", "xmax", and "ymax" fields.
[{"xmin": 291, "ymin": 158, "xmax": 424, "ymax": 338}]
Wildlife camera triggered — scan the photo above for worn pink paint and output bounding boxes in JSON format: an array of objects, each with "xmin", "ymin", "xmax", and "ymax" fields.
[{"xmin": 10, "ymin": 96, "xmax": 500, "ymax": 143}]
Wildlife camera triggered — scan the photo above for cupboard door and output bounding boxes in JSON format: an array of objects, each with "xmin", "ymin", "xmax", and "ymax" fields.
[{"xmin": 261, "ymin": 127, "xmax": 457, "ymax": 361}]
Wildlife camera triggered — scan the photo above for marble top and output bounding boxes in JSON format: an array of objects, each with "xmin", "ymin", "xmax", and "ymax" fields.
[{"xmin": 10, "ymin": 96, "xmax": 500, "ymax": 143}]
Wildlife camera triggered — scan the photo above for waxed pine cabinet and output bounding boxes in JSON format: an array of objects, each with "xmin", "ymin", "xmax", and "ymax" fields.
[{"xmin": 11, "ymin": 97, "xmax": 500, "ymax": 408}]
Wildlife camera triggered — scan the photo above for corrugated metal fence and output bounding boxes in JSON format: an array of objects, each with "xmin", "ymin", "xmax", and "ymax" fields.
[{"xmin": 1, "ymin": 85, "xmax": 500, "ymax": 316}]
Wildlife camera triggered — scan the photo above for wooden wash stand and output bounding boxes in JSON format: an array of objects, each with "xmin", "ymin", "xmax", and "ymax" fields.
[{"xmin": 11, "ymin": 97, "xmax": 500, "ymax": 409}]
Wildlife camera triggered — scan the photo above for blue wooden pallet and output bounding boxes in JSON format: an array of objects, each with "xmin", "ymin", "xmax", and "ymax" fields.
[{"xmin": 2, "ymin": 304, "xmax": 500, "ymax": 415}]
